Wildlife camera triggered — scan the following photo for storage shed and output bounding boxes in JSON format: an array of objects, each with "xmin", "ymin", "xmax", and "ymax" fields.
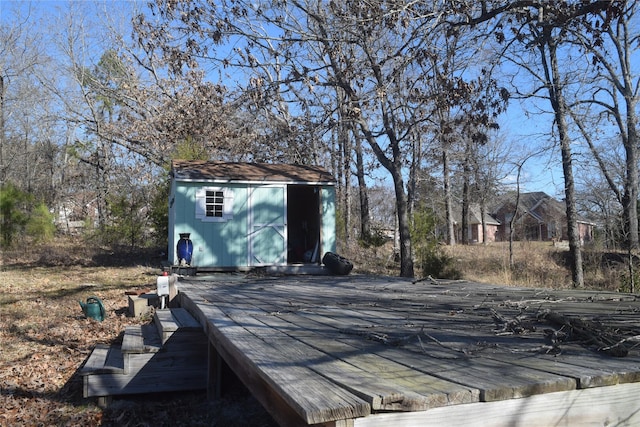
[{"xmin": 168, "ymin": 160, "xmax": 336, "ymax": 271}]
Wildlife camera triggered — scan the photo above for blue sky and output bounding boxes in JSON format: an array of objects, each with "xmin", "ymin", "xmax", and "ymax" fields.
[{"xmin": 499, "ymin": 101, "xmax": 565, "ymax": 197}]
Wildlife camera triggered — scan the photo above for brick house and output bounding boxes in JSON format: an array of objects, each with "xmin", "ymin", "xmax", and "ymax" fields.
[
  {"xmin": 491, "ymin": 192, "xmax": 594, "ymax": 244},
  {"xmin": 454, "ymin": 204, "xmax": 501, "ymax": 243}
]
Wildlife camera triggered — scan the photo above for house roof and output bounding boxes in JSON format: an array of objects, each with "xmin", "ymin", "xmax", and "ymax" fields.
[
  {"xmin": 518, "ymin": 191, "xmax": 551, "ymax": 209},
  {"xmin": 471, "ymin": 205, "xmax": 501, "ymax": 225},
  {"xmin": 171, "ymin": 160, "xmax": 335, "ymax": 185},
  {"xmin": 492, "ymin": 191, "xmax": 595, "ymax": 226},
  {"xmin": 453, "ymin": 204, "xmax": 501, "ymax": 225},
  {"xmin": 492, "ymin": 192, "xmax": 555, "ymax": 215}
]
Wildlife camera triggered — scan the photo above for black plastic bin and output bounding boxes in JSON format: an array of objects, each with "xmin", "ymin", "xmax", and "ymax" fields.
[{"xmin": 322, "ymin": 252, "xmax": 354, "ymax": 275}]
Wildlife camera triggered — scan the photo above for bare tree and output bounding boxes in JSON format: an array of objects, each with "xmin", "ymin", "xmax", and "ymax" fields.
[
  {"xmin": 570, "ymin": 1, "xmax": 640, "ymax": 250},
  {"xmin": 0, "ymin": 4, "xmax": 50, "ymax": 190},
  {"xmin": 448, "ymin": 1, "xmax": 622, "ymax": 287},
  {"xmin": 353, "ymin": 126, "xmax": 372, "ymax": 241},
  {"xmin": 474, "ymin": 134, "xmax": 512, "ymax": 244},
  {"xmin": 537, "ymin": 21, "xmax": 585, "ymax": 286}
]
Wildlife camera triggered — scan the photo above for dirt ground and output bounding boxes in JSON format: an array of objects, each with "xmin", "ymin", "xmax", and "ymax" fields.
[{"xmin": 0, "ymin": 239, "xmax": 276, "ymax": 426}]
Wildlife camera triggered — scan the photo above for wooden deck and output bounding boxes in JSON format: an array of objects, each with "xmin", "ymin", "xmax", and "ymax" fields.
[{"xmin": 177, "ymin": 274, "xmax": 640, "ymax": 427}]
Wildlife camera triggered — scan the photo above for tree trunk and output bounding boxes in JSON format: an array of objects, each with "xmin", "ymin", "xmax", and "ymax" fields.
[
  {"xmin": 335, "ymin": 93, "xmax": 351, "ymax": 242},
  {"xmin": 407, "ymin": 129, "xmax": 420, "ymax": 219},
  {"xmin": 509, "ymin": 166, "xmax": 523, "ymax": 270},
  {"xmin": 480, "ymin": 201, "xmax": 487, "ymax": 244},
  {"xmin": 391, "ymin": 165, "xmax": 414, "ymax": 277},
  {"xmin": 0, "ymin": 75, "xmax": 4, "ymax": 186},
  {"xmin": 623, "ymin": 100, "xmax": 639, "ymax": 292},
  {"xmin": 604, "ymin": 11, "xmax": 639, "ymax": 250},
  {"xmin": 354, "ymin": 133, "xmax": 371, "ymax": 239},
  {"xmin": 96, "ymin": 140, "xmax": 109, "ymax": 227},
  {"xmin": 462, "ymin": 179, "xmax": 469, "ymax": 244},
  {"xmin": 543, "ymin": 30, "xmax": 584, "ymax": 287},
  {"xmin": 353, "ymin": 106, "xmax": 414, "ymax": 277},
  {"xmin": 623, "ymin": 103, "xmax": 639, "ymax": 250},
  {"xmin": 342, "ymin": 127, "xmax": 351, "ymax": 241},
  {"xmin": 461, "ymin": 151, "xmax": 471, "ymax": 245},
  {"xmin": 443, "ymin": 148, "xmax": 455, "ymax": 245},
  {"xmin": 330, "ymin": 121, "xmax": 344, "ymax": 238}
]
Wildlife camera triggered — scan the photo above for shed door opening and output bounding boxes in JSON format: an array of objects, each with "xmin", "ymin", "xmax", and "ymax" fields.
[{"xmin": 287, "ymin": 185, "xmax": 321, "ymax": 264}]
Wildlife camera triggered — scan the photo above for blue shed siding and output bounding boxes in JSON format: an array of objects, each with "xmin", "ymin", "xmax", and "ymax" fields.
[
  {"xmin": 248, "ymin": 185, "xmax": 287, "ymax": 266},
  {"xmin": 321, "ymin": 186, "xmax": 336, "ymax": 254},
  {"xmin": 170, "ymin": 182, "xmax": 249, "ymax": 267}
]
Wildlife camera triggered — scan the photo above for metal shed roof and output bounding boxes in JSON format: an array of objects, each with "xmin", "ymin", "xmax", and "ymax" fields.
[{"xmin": 171, "ymin": 160, "xmax": 335, "ymax": 185}]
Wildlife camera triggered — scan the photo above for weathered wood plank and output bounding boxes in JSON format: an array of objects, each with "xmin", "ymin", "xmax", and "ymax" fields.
[
  {"xmin": 214, "ymin": 294, "xmax": 479, "ymax": 411},
  {"xmin": 170, "ymin": 307, "xmax": 202, "ymax": 329},
  {"xmin": 229, "ymin": 307, "xmax": 471, "ymax": 411},
  {"xmin": 176, "ymin": 275, "xmax": 640, "ymax": 426},
  {"xmin": 485, "ymin": 350, "xmax": 640, "ymax": 389},
  {"xmin": 230, "ymin": 311, "xmax": 404, "ymax": 408},
  {"xmin": 192, "ymin": 300, "xmax": 371, "ymax": 426},
  {"xmin": 293, "ymin": 307, "xmax": 576, "ymax": 402},
  {"xmin": 353, "ymin": 381, "xmax": 640, "ymax": 427},
  {"xmin": 154, "ymin": 308, "xmax": 179, "ymax": 343},
  {"xmin": 154, "ymin": 308, "xmax": 179, "ymax": 331},
  {"xmin": 84, "ymin": 365, "xmax": 206, "ymax": 397},
  {"xmin": 125, "ymin": 349, "xmax": 205, "ymax": 371},
  {"xmin": 84, "ymin": 346, "xmax": 206, "ymax": 397},
  {"xmin": 121, "ymin": 325, "xmax": 162, "ymax": 354},
  {"xmin": 80, "ymin": 344, "xmax": 116, "ymax": 375},
  {"xmin": 153, "ymin": 308, "xmax": 203, "ymax": 345}
]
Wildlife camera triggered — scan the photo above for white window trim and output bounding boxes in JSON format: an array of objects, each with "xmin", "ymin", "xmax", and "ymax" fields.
[{"xmin": 195, "ymin": 186, "xmax": 234, "ymax": 222}]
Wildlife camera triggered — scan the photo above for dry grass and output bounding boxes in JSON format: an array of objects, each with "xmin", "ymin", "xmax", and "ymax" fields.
[
  {"xmin": 444, "ymin": 241, "xmax": 574, "ymax": 288},
  {"xmin": 342, "ymin": 239, "xmax": 632, "ymax": 291},
  {"xmin": 445, "ymin": 241, "xmax": 637, "ymax": 291}
]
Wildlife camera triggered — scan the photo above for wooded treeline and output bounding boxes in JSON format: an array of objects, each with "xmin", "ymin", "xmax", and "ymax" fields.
[{"xmin": 1, "ymin": 1, "xmax": 638, "ymax": 285}]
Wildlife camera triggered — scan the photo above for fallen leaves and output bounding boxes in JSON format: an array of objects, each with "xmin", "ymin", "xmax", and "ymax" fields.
[
  {"xmin": 0, "ymin": 240, "xmax": 275, "ymax": 426},
  {"xmin": 0, "ymin": 260, "xmax": 153, "ymax": 426}
]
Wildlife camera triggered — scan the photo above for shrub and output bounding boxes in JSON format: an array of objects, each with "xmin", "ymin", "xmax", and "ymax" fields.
[
  {"xmin": 418, "ymin": 245, "xmax": 461, "ymax": 279},
  {"xmin": 358, "ymin": 227, "xmax": 388, "ymax": 249},
  {"xmin": 25, "ymin": 203, "xmax": 56, "ymax": 243},
  {"xmin": 148, "ymin": 178, "xmax": 170, "ymax": 247},
  {"xmin": 98, "ymin": 193, "xmax": 148, "ymax": 249},
  {"xmin": 0, "ymin": 183, "xmax": 55, "ymax": 248},
  {"xmin": 0, "ymin": 183, "xmax": 29, "ymax": 248},
  {"xmin": 411, "ymin": 204, "xmax": 461, "ymax": 279}
]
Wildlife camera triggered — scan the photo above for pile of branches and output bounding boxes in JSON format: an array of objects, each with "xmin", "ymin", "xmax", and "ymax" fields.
[{"xmin": 492, "ymin": 308, "xmax": 640, "ymax": 357}]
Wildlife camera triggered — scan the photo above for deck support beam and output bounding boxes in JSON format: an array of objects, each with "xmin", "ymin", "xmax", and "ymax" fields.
[
  {"xmin": 207, "ymin": 341, "xmax": 222, "ymax": 400},
  {"xmin": 205, "ymin": 330, "xmax": 310, "ymax": 427}
]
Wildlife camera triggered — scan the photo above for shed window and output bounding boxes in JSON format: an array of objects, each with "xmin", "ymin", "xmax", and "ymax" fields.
[
  {"xmin": 196, "ymin": 187, "xmax": 234, "ymax": 222},
  {"xmin": 206, "ymin": 190, "xmax": 224, "ymax": 217}
]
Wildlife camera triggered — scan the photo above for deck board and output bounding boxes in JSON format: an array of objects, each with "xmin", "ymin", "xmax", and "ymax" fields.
[
  {"xmin": 221, "ymin": 298, "xmax": 477, "ymax": 411},
  {"xmin": 208, "ymin": 282, "xmax": 479, "ymax": 410},
  {"xmin": 178, "ymin": 275, "xmax": 640, "ymax": 426},
  {"xmin": 186, "ymin": 297, "xmax": 371, "ymax": 425}
]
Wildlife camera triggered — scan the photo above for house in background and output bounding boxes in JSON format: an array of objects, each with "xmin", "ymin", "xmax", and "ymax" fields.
[
  {"xmin": 169, "ymin": 161, "xmax": 336, "ymax": 271},
  {"xmin": 454, "ymin": 204, "xmax": 501, "ymax": 243},
  {"xmin": 491, "ymin": 191, "xmax": 594, "ymax": 244}
]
